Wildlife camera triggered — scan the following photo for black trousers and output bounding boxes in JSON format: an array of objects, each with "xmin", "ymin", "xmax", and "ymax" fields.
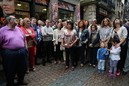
[
  {"xmin": 35, "ymin": 40, "xmax": 43, "ymax": 64},
  {"xmin": 89, "ymin": 47, "xmax": 99, "ymax": 65},
  {"xmin": 55, "ymin": 42, "xmax": 63, "ymax": 61},
  {"xmin": 1, "ymin": 48, "xmax": 28, "ymax": 86},
  {"xmin": 65, "ymin": 47, "xmax": 78, "ymax": 67},
  {"xmin": 42, "ymin": 41, "xmax": 54, "ymax": 62},
  {"xmin": 117, "ymin": 44, "xmax": 128, "ymax": 71},
  {"xmin": 79, "ymin": 44, "xmax": 86, "ymax": 64}
]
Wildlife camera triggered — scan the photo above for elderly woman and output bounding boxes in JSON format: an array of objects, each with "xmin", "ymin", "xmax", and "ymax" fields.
[{"xmin": 20, "ymin": 18, "xmax": 36, "ymax": 72}]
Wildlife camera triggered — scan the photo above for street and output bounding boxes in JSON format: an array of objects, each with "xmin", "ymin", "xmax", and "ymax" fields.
[{"xmin": 0, "ymin": 62, "xmax": 129, "ymax": 86}]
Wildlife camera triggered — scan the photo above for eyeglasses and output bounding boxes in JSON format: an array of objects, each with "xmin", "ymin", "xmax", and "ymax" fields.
[{"xmin": 10, "ymin": 18, "xmax": 16, "ymax": 21}]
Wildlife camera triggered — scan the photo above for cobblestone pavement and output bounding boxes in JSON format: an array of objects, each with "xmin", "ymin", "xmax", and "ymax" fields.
[{"xmin": 0, "ymin": 62, "xmax": 129, "ymax": 86}]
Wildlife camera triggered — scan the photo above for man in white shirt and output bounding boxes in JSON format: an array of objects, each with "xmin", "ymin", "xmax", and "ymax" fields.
[{"xmin": 41, "ymin": 19, "xmax": 54, "ymax": 65}]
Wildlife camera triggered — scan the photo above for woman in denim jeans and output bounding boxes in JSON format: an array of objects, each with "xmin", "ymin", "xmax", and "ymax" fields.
[{"xmin": 76, "ymin": 20, "xmax": 89, "ymax": 67}]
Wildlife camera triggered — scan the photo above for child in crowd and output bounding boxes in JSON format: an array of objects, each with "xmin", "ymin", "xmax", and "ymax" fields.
[
  {"xmin": 97, "ymin": 42, "xmax": 109, "ymax": 74},
  {"xmin": 109, "ymin": 38, "xmax": 121, "ymax": 78}
]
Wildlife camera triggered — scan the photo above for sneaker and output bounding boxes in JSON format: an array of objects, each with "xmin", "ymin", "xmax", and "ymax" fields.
[
  {"xmin": 88, "ymin": 63, "xmax": 92, "ymax": 66},
  {"xmin": 92, "ymin": 65, "xmax": 96, "ymax": 68},
  {"xmin": 80, "ymin": 64, "xmax": 84, "ymax": 67},
  {"xmin": 65, "ymin": 66, "xmax": 69, "ymax": 69},
  {"xmin": 116, "ymin": 71, "xmax": 121, "ymax": 76},
  {"xmin": 54, "ymin": 61, "xmax": 57, "ymax": 64},
  {"xmin": 71, "ymin": 66, "xmax": 75, "ymax": 71},
  {"xmin": 58, "ymin": 61, "xmax": 61, "ymax": 64}
]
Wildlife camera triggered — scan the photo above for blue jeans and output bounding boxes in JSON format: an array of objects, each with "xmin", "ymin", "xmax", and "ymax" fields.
[
  {"xmin": 110, "ymin": 60, "xmax": 119, "ymax": 74},
  {"xmin": 98, "ymin": 60, "xmax": 105, "ymax": 70},
  {"xmin": 1, "ymin": 48, "xmax": 28, "ymax": 86}
]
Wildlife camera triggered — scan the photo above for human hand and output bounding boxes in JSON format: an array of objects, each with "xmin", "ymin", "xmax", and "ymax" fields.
[
  {"xmin": 89, "ymin": 44, "xmax": 93, "ymax": 47},
  {"xmin": 115, "ymin": 43, "xmax": 120, "ymax": 48}
]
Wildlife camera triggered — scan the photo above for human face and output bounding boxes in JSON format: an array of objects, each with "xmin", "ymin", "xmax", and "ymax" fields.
[
  {"xmin": 57, "ymin": 23, "xmax": 62, "ymax": 30},
  {"xmin": 45, "ymin": 20, "xmax": 50, "ymax": 27},
  {"xmin": 67, "ymin": 23, "xmax": 72, "ymax": 30},
  {"xmin": 103, "ymin": 19, "xmax": 109, "ymax": 26},
  {"xmin": 9, "ymin": 16, "xmax": 17, "ymax": 27},
  {"xmin": 100, "ymin": 42, "xmax": 105, "ymax": 48},
  {"xmin": 0, "ymin": 0, "xmax": 15, "ymax": 15},
  {"xmin": 85, "ymin": 21, "xmax": 88, "ymax": 26},
  {"xmin": 24, "ymin": 18, "xmax": 30, "ymax": 27},
  {"xmin": 31, "ymin": 19, "xmax": 37, "ymax": 25},
  {"xmin": 79, "ymin": 21, "xmax": 84, "ymax": 28},
  {"xmin": 19, "ymin": 19, "xmax": 23, "ymax": 26},
  {"xmin": 114, "ymin": 19, "xmax": 121, "ymax": 28},
  {"xmin": 91, "ymin": 25, "xmax": 96, "ymax": 31}
]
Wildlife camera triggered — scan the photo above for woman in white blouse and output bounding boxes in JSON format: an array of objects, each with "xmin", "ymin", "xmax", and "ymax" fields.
[
  {"xmin": 99, "ymin": 18, "xmax": 113, "ymax": 48},
  {"xmin": 53, "ymin": 22, "xmax": 64, "ymax": 64},
  {"xmin": 112, "ymin": 18, "xmax": 128, "ymax": 76}
]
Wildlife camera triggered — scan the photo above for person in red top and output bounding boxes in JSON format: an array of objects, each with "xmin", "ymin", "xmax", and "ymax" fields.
[{"xmin": 20, "ymin": 18, "xmax": 36, "ymax": 72}]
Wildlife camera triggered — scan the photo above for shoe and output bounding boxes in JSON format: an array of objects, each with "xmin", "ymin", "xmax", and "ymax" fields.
[
  {"xmin": 92, "ymin": 65, "xmax": 96, "ymax": 68},
  {"xmin": 58, "ymin": 61, "xmax": 61, "ymax": 64},
  {"xmin": 32, "ymin": 68, "xmax": 36, "ymax": 71},
  {"xmin": 54, "ymin": 61, "xmax": 57, "ymax": 64},
  {"xmin": 26, "ymin": 70, "xmax": 29, "ymax": 74},
  {"xmin": 80, "ymin": 64, "xmax": 84, "ymax": 67},
  {"xmin": 88, "ymin": 63, "xmax": 92, "ymax": 66},
  {"xmin": 71, "ymin": 66, "xmax": 75, "ymax": 71},
  {"xmin": 16, "ymin": 81, "xmax": 28, "ymax": 85},
  {"xmin": 65, "ymin": 66, "xmax": 69, "ymax": 69},
  {"xmin": 116, "ymin": 71, "xmax": 121, "ymax": 76}
]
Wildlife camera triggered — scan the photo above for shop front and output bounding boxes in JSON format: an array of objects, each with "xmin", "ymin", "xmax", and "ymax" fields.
[
  {"xmin": 58, "ymin": 1, "xmax": 75, "ymax": 21},
  {"xmin": 15, "ymin": 0, "xmax": 30, "ymax": 18},
  {"xmin": 35, "ymin": 0, "xmax": 49, "ymax": 20}
]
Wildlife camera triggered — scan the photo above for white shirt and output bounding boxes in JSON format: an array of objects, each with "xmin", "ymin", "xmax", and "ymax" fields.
[
  {"xmin": 53, "ymin": 29, "xmax": 64, "ymax": 44},
  {"xmin": 41, "ymin": 26, "xmax": 54, "ymax": 41},
  {"xmin": 109, "ymin": 46, "xmax": 121, "ymax": 61},
  {"xmin": 41, "ymin": 26, "xmax": 53, "ymax": 36},
  {"xmin": 112, "ymin": 26, "xmax": 128, "ymax": 41}
]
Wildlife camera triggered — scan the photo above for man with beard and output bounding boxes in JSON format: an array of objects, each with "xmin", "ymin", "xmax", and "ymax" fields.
[{"xmin": 0, "ymin": 15, "xmax": 28, "ymax": 86}]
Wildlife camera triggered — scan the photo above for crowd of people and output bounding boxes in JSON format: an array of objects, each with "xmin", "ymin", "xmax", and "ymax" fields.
[{"xmin": 0, "ymin": 15, "xmax": 129, "ymax": 86}]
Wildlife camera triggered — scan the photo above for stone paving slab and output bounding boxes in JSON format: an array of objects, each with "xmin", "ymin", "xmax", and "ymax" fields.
[
  {"xmin": 0, "ymin": 63, "xmax": 129, "ymax": 86},
  {"xmin": 49, "ymin": 66, "xmax": 95, "ymax": 86}
]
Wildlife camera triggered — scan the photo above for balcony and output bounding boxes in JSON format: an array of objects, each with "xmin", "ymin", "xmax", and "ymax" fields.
[{"xmin": 80, "ymin": 0, "xmax": 96, "ymax": 6}]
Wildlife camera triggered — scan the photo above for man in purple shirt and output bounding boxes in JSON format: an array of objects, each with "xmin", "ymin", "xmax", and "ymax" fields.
[{"xmin": 0, "ymin": 15, "xmax": 28, "ymax": 86}]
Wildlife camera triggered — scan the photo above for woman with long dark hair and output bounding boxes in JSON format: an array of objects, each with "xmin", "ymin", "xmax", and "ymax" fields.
[
  {"xmin": 112, "ymin": 18, "xmax": 128, "ymax": 75},
  {"xmin": 62, "ymin": 21, "xmax": 78, "ymax": 70}
]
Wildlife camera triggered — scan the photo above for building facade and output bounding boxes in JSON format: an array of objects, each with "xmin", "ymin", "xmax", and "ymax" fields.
[
  {"xmin": 0, "ymin": 0, "xmax": 80, "ymax": 25},
  {"xmin": 124, "ymin": 0, "xmax": 129, "ymax": 21},
  {"xmin": 80, "ymin": 0, "xmax": 115, "ymax": 24},
  {"xmin": 114, "ymin": 0, "xmax": 125, "ymax": 21}
]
